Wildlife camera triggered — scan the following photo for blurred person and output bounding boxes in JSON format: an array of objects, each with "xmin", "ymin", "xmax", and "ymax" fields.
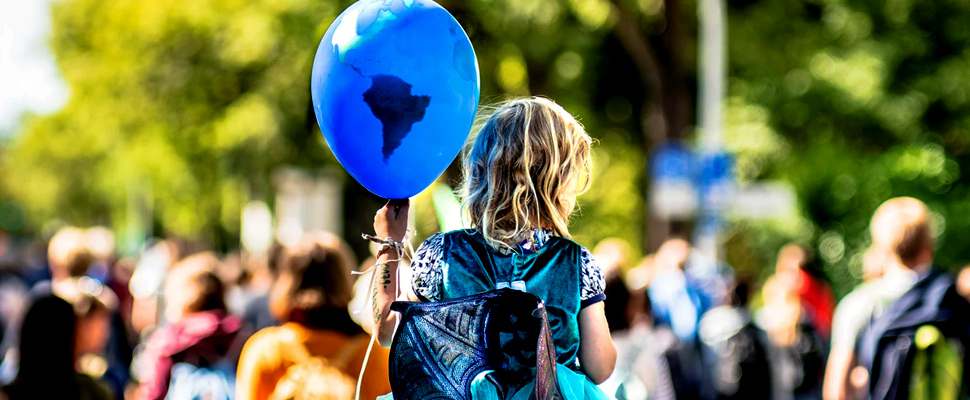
[
  {"xmin": 700, "ymin": 281, "xmax": 774, "ymax": 400},
  {"xmin": 65, "ymin": 257, "xmax": 132, "ymax": 400},
  {"xmin": 136, "ymin": 252, "xmax": 246, "ymax": 400},
  {"xmin": 645, "ymin": 239, "xmax": 709, "ymax": 399},
  {"xmin": 625, "ymin": 255, "xmax": 655, "ymax": 293},
  {"xmin": 47, "ymin": 227, "xmax": 93, "ymax": 283},
  {"xmin": 235, "ymin": 232, "xmax": 391, "ymax": 400},
  {"xmin": 129, "ymin": 240, "xmax": 180, "ymax": 335},
  {"xmin": 757, "ymin": 276, "xmax": 826, "ymax": 400},
  {"xmin": 775, "ymin": 244, "xmax": 835, "ymax": 340},
  {"xmin": 0, "ymin": 267, "xmax": 27, "ymax": 379},
  {"xmin": 599, "ymin": 270, "xmax": 676, "ymax": 400},
  {"xmin": 823, "ymin": 197, "xmax": 939, "ymax": 400},
  {"xmin": 594, "ymin": 238, "xmax": 633, "ymax": 276},
  {"xmin": 21, "ymin": 226, "xmax": 127, "ymax": 398},
  {"xmin": 71, "ymin": 291, "xmax": 113, "ymax": 382},
  {"xmin": 603, "ymin": 267, "xmax": 632, "ymax": 333},
  {"xmin": 221, "ymin": 251, "xmax": 252, "ymax": 316},
  {"xmin": 108, "ymin": 258, "xmax": 136, "ymax": 334},
  {"xmin": 0, "ymin": 294, "xmax": 111, "ymax": 400},
  {"xmin": 851, "ymin": 203, "xmax": 970, "ymax": 400},
  {"xmin": 958, "ymin": 265, "xmax": 970, "ymax": 301},
  {"xmin": 241, "ymin": 242, "xmax": 285, "ymax": 332},
  {"xmin": 648, "ymin": 238, "xmax": 711, "ymax": 344}
]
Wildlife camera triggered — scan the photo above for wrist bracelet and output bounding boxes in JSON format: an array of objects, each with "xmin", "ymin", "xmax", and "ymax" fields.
[{"xmin": 361, "ymin": 233, "xmax": 405, "ymax": 257}]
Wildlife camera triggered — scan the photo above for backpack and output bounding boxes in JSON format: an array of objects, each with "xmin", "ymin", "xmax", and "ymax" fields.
[
  {"xmin": 268, "ymin": 334, "xmax": 369, "ymax": 400},
  {"xmin": 164, "ymin": 325, "xmax": 248, "ymax": 400},
  {"xmin": 387, "ymin": 289, "xmax": 564, "ymax": 400},
  {"xmin": 166, "ymin": 359, "xmax": 236, "ymax": 400},
  {"xmin": 857, "ymin": 271, "xmax": 970, "ymax": 400},
  {"xmin": 784, "ymin": 320, "xmax": 826, "ymax": 398},
  {"xmin": 698, "ymin": 307, "xmax": 772, "ymax": 400}
]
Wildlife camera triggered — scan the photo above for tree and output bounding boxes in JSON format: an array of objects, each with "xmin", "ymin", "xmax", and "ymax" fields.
[{"xmin": 3, "ymin": 0, "xmax": 350, "ymax": 248}]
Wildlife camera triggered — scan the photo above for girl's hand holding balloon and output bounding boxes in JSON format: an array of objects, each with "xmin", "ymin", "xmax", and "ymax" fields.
[{"xmin": 373, "ymin": 199, "xmax": 410, "ymax": 246}]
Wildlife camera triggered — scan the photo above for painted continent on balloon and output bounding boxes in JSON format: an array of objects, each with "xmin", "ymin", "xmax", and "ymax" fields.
[{"xmin": 362, "ymin": 75, "xmax": 432, "ymax": 161}]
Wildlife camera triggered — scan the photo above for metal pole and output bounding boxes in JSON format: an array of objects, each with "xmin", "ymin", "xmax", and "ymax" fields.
[
  {"xmin": 697, "ymin": 0, "xmax": 727, "ymax": 261},
  {"xmin": 698, "ymin": 0, "xmax": 726, "ymax": 153}
]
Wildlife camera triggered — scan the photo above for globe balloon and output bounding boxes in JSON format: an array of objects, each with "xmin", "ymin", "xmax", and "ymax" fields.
[{"xmin": 311, "ymin": 0, "xmax": 480, "ymax": 199}]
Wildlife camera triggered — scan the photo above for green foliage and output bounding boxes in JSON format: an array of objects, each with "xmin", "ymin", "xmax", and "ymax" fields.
[
  {"xmin": 2, "ymin": 0, "xmax": 349, "ymax": 242},
  {"xmin": 725, "ymin": 0, "xmax": 970, "ymax": 294},
  {"xmin": 8, "ymin": 0, "xmax": 970, "ymax": 295}
]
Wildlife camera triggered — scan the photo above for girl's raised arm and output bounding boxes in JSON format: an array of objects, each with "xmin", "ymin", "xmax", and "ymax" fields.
[{"xmin": 372, "ymin": 199, "xmax": 414, "ymax": 347}]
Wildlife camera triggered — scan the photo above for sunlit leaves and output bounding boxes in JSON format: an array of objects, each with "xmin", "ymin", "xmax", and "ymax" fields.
[{"xmin": 2, "ymin": 0, "xmax": 342, "ymax": 240}]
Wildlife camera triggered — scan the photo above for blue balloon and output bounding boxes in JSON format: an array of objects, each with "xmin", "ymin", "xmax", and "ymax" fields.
[{"xmin": 311, "ymin": 0, "xmax": 480, "ymax": 199}]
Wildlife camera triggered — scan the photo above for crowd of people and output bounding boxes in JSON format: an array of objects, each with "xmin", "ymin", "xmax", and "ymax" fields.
[
  {"xmin": 598, "ymin": 197, "xmax": 970, "ymax": 400},
  {"xmin": 0, "ymin": 228, "xmax": 393, "ymax": 400},
  {"xmin": 1, "ymin": 96, "xmax": 969, "ymax": 400},
  {"xmin": 0, "ymin": 195, "xmax": 966, "ymax": 400}
]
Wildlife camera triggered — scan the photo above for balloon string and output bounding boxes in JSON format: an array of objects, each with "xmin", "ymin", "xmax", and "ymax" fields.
[{"xmin": 353, "ymin": 229, "xmax": 415, "ymax": 400}]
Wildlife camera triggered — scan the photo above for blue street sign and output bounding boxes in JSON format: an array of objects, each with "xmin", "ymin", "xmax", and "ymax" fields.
[
  {"xmin": 697, "ymin": 151, "xmax": 734, "ymax": 212},
  {"xmin": 650, "ymin": 141, "xmax": 696, "ymax": 183}
]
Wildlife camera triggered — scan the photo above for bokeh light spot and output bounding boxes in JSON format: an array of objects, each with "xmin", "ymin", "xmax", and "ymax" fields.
[{"xmin": 0, "ymin": 202, "xmax": 26, "ymax": 231}]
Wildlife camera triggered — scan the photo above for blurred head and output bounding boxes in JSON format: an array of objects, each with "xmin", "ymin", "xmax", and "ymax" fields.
[
  {"xmin": 270, "ymin": 232, "xmax": 356, "ymax": 328},
  {"xmin": 776, "ymin": 243, "xmax": 812, "ymax": 276},
  {"xmin": 48, "ymin": 227, "xmax": 93, "ymax": 280},
  {"xmin": 460, "ymin": 97, "xmax": 593, "ymax": 250},
  {"xmin": 655, "ymin": 238, "xmax": 690, "ymax": 272},
  {"xmin": 870, "ymin": 197, "xmax": 935, "ymax": 268},
  {"xmin": 163, "ymin": 252, "xmax": 226, "ymax": 322},
  {"xmin": 83, "ymin": 227, "xmax": 115, "ymax": 261},
  {"xmin": 17, "ymin": 294, "xmax": 77, "ymax": 382},
  {"xmin": 593, "ymin": 238, "xmax": 632, "ymax": 276}
]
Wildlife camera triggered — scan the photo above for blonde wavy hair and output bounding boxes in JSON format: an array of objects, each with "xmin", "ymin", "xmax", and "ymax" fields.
[{"xmin": 460, "ymin": 97, "xmax": 593, "ymax": 251}]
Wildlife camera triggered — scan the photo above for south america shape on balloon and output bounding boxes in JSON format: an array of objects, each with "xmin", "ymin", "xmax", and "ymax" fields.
[
  {"xmin": 362, "ymin": 75, "xmax": 432, "ymax": 161},
  {"xmin": 311, "ymin": 0, "xmax": 480, "ymax": 199}
]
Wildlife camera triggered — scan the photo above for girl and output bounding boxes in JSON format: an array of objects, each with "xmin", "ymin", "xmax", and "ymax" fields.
[{"xmin": 372, "ymin": 97, "xmax": 617, "ymax": 396}]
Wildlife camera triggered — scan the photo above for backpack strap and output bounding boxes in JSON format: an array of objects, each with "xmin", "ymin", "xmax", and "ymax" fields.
[{"xmin": 534, "ymin": 303, "xmax": 564, "ymax": 400}]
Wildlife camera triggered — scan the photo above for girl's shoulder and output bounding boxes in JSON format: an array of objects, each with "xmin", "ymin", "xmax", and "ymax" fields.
[
  {"xmin": 415, "ymin": 229, "xmax": 482, "ymax": 251},
  {"xmin": 417, "ymin": 228, "xmax": 590, "ymax": 254}
]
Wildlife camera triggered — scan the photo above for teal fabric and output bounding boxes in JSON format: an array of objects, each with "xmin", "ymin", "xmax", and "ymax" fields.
[
  {"xmin": 431, "ymin": 229, "xmax": 585, "ymax": 368},
  {"xmin": 379, "ymin": 365, "xmax": 614, "ymax": 400},
  {"xmin": 507, "ymin": 364, "xmax": 613, "ymax": 400}
]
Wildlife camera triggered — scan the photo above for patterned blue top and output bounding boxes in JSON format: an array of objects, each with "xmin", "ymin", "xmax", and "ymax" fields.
[{"xmin": 410, "ymin": 228, "xmax": 607, "ymax": 308}]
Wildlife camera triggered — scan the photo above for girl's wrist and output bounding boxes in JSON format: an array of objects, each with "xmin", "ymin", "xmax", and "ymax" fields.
[{"xmin": 376, "ymin": 248, "xmax": 401, "ymax": 262}]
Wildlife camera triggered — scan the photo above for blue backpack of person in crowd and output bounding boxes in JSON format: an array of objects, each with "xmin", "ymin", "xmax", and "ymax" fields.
[{"xmin": 857, "ymin": 271, "xmax": 970, "ymax": 400}]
